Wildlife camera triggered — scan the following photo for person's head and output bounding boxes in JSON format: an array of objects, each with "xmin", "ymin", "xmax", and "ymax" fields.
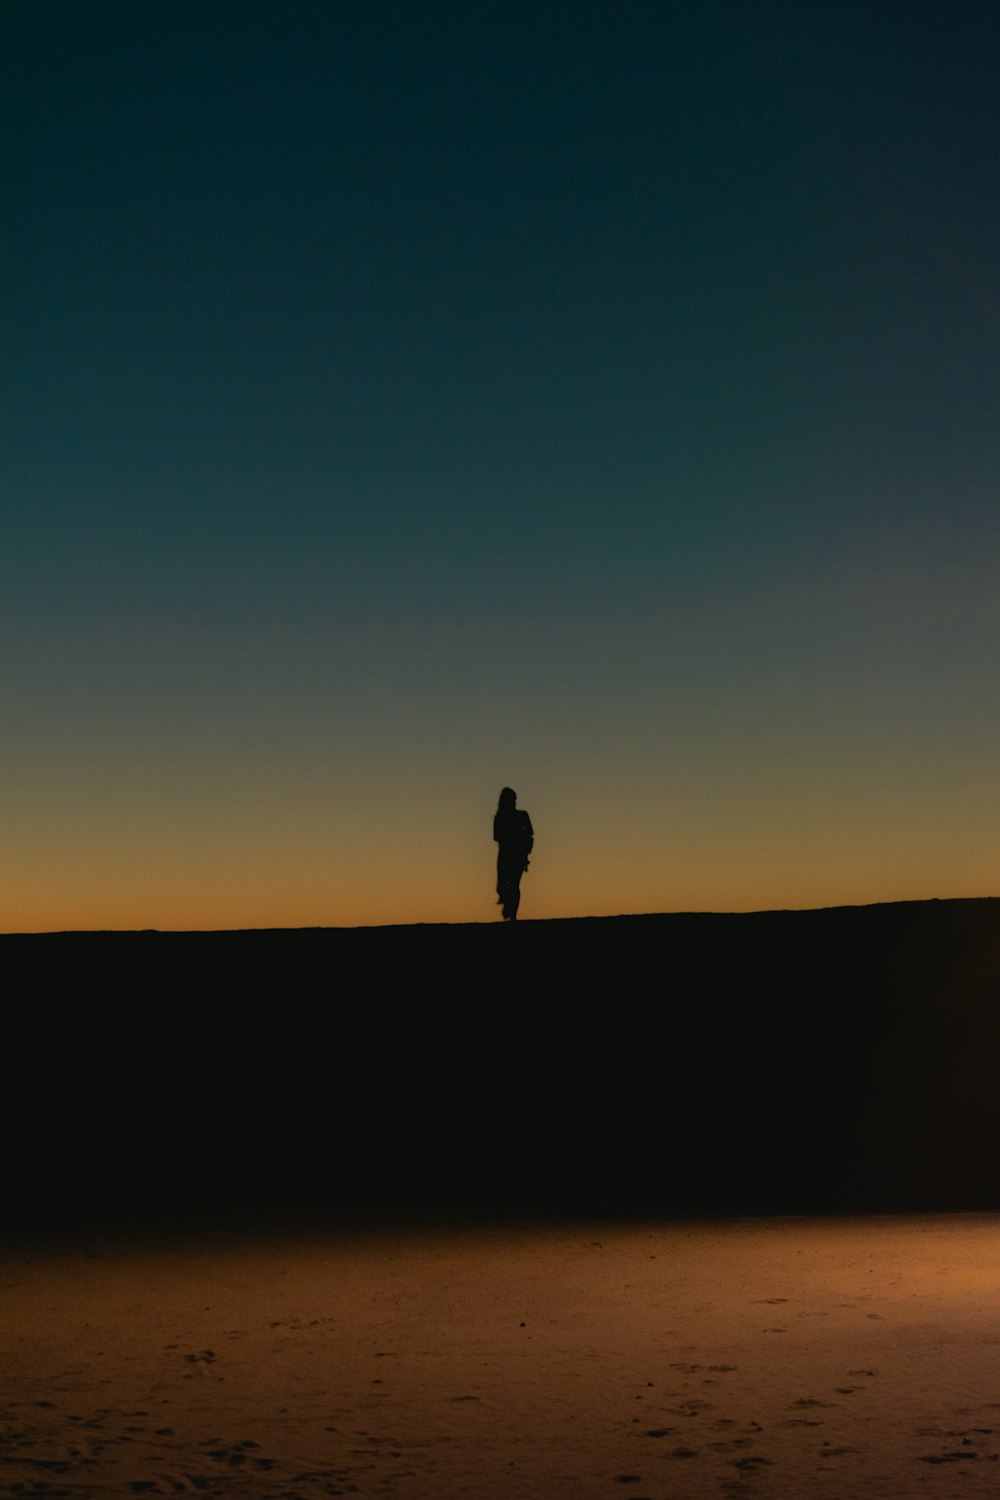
[{"xmin": 497, "ymin": 786, "xmax": 517, "ymax": 814}]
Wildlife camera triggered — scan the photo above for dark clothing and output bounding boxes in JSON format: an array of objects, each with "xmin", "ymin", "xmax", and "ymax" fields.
[
  {"xmin": 494, "ymin": 808, "xmax": 533, "ymax": 920},
  {"xmin": 493, "ymin": 807, "xmax": 534, "ymax": 863}
]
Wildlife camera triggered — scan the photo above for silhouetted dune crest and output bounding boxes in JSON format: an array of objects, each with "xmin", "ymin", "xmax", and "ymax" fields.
[{"xmin": 3, "ymin": 898, "xmax": 999, "ymax": 1238}]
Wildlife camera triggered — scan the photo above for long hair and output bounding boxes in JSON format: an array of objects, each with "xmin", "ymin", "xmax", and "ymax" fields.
[{"xmin": 496, "ymin": 786, "xmax": 517, "ymax": 816}]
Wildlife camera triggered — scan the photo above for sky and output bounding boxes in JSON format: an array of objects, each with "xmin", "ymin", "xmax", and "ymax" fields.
[{"xmin": 4, "ymin": 0, "xmax": 1000, "ymax": 931}]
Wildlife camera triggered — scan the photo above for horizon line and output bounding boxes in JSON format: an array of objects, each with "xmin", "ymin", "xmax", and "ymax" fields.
[{"xmin": 4, "ymin": 893, "xmax": 998, "ymax": 938}]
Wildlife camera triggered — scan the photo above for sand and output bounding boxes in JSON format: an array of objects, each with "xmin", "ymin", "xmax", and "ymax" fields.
[
  {"xmin": 8, "ymin": 902, "xmax": 1000, "ymax": 1240},
  {"xmin": 4, "ymin": 1214, "xmax": 1000, "ymax": 1498}
]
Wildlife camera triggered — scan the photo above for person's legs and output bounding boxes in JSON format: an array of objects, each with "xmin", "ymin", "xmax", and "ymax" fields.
[{"xmin": 497, "ymin": 856, "xmax": 520, "ymax": 920}]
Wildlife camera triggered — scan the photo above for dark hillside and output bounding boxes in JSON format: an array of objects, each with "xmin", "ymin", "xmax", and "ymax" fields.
[{"xmin": 4, "ymin": 898, "xmax": 999, "ymax": 1239}]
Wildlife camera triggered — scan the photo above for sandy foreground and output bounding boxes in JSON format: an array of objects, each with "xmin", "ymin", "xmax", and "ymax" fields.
[{"xmin": 3, "ymin": 1215, "xmax": 999, "ymax": 1499}]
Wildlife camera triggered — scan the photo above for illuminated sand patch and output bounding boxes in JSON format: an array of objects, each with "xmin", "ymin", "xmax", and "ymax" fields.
[{"xmin": 3, "ymin": 1216, "xmax": 1000, "ymax": 1497}]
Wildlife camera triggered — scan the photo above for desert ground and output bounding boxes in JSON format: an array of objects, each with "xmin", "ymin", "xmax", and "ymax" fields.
[
  {"xmin": 6, "ymin": 899, "xmax": 1000, "ymax": 1234},
  {"xmin": 3, "ymin": 900, "xmax": 999, "ymax": 1495},
  {"xmin": 4, "ymin": 1215, "xmax": 1000, "ymax": 1498}
]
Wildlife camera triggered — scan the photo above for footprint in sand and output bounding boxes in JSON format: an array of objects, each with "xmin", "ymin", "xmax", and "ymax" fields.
[
  {"xmin": 203, "ymin": 1439, "xmax": 264, "ymax": 1468},
  {"xmin": 920, "ymin": 1451, "xmax": 979, "ymax": 1464},
  {"xmin": 668, "ymin": 1362, "xmax": 738, "ymax": 1375}
]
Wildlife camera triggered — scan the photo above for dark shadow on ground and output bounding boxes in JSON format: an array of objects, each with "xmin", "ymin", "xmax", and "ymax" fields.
[{"xmin": 3, "ymin": 898, "xmax": 999, "ymax": 1243}]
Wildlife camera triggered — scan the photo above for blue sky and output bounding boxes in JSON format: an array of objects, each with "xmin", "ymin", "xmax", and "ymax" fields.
[{"xmin": 4, "ymin": 1, "xmax": 1000, "ymax": 928}]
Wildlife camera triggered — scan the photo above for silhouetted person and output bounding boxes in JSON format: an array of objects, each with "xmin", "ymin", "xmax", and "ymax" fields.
[{"xmin": 493, "ymin": 786, "xmax": 533, "ymax": 921}]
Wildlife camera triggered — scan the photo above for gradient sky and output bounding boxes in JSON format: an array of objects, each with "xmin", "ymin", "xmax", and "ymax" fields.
[{"xmin": 5, "ymin": 1, "xmax": 1000, "ymax": 930}]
